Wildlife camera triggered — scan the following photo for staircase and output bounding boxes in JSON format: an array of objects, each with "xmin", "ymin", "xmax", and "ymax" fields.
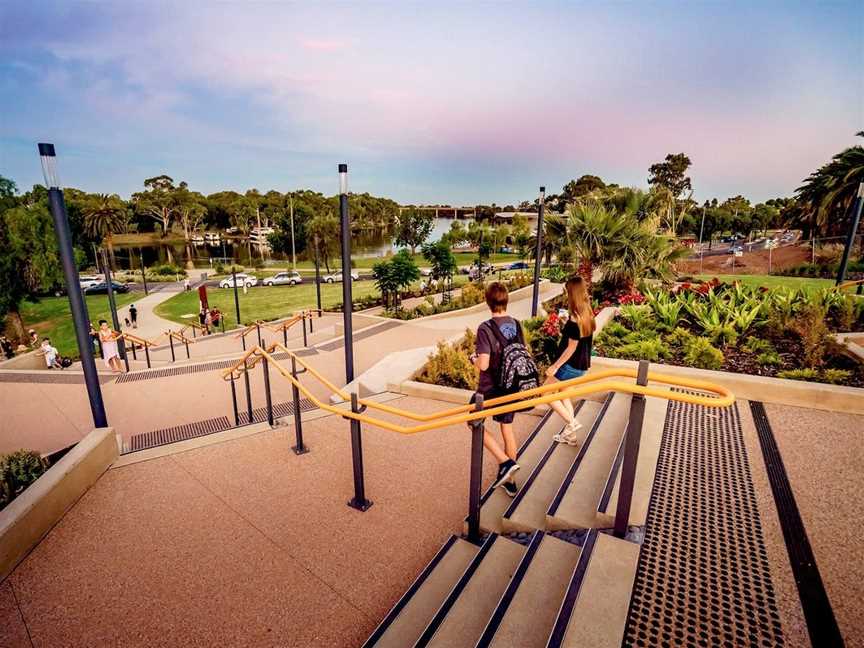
[{"xmin": 362, "ymin": 391, "xmax": 668, "ymax": 648}]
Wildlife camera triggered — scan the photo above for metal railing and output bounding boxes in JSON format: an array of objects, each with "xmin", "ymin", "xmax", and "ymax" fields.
[{"xmin": 221, "ymin": 343, "xmax": 733, "ymax": 538}]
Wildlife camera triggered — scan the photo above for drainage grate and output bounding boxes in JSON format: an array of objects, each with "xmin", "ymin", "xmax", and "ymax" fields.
[
  {"xmin": 126, "ymin": 397, "xmax": 318, "ymax": 452},
  {"xmin": 115, "ymin": 349, "xmax": 319, "ymax": 384},
  {"xmin": 317, "ymin": 320, "xmax": 402, "ymax": 352},
  {"xmin": 0, "ymin": 371, "xmax": 115, "ymax": 384},
  {"xmin": 623, "ymin": 394, "xmax": 785, "ymax": 647}
]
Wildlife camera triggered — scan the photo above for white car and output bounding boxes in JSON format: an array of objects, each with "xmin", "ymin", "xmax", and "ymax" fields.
[
  {"xmin": 79, "ymin": 275, "xmax": 103, "ymax": 290},
  {"xmin": 419, "ymin": 267, "xmax": 433, "ymax": 277},
  {"xmin": 263, "ymin": 271, "xmax": 302, "ymax": 286},
  {"xmin": 219, "ymin": 273, "xmax": 258, "ymax": 289},
  {"xmin": 323, "ymin": 270, "xmax": 360, "ymax": 283}
]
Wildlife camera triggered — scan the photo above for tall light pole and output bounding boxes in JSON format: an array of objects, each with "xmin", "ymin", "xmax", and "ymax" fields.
[
  {"xmin": 698, "ymin": 206, "xmax": 706, "ymax": 275},
  {"xmin": 38, "ymin": 143, "xmax": 108, "ymax": 428},
  {"xmin": 314, "ymin": 233, "xmax": 322, "ymax": 313},
  {"xmin": 531, "ymin": 186, "xmax": 545, "ymax": 317},
  {"xmin": 836, "ymin": 182, "xmax": 864, "ymax": 286},
  {"xmin": 289, "ymin": 193, "xmax": 297, "ymax": 271},
  {"xmin": 339, "ymin": 164, "xmax": 354, "ymax": 383}
]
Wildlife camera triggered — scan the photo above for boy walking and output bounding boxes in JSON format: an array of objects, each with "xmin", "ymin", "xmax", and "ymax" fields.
[
  {"xmin": 129, "ymin": 304, "xmax": 138, "ymax": 329},
  {"xmin": 469, "ymin": 282, "xmax": 528, "ymax": 497}
]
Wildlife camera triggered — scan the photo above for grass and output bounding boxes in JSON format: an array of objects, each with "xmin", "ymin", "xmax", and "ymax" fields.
[
  {"xmin": 154, "ymin": 281, "xmax": 382, "ymax": 328},
  {"xmin": 19, "ymin": 292, "xmax": 141, "ymax": 358},
  {"xmin": 259, "ymin": 251, "xmax": 521, "ymax": 272},
  {"xmin": 694, "ymin": 274, "xmax": 837, "ymax": 294}
]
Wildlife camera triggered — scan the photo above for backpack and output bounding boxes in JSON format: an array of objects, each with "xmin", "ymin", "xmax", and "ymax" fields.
[
  {"xmin": 483, "ymin": 319, "xmax": 539, "ymax": 397},
  {"xmin": 59, "ymin": 356, "xmax": 73, "ymax": 368}
]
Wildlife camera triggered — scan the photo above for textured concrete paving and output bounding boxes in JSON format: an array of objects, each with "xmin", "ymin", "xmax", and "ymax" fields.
[
  {"xmin": 4, "ymin": 396, "xmax": 538, "ymax": 647},
  {"xmin": 763, "ymin": 403, "xmax": 864, "ymax": 647}
]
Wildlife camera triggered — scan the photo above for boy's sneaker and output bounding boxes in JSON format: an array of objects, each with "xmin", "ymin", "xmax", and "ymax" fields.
[
  {"xmin": 492, "ymin": 460, "xmax": 520, "ymax": 490},
  {"xmin": 500, "ymin": 480, "xmax": 518, "ymax": 498}
]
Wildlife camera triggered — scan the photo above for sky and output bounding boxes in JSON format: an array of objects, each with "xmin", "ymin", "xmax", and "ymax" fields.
[{"xmin": 0, "ymin": 1, "xmax": 861, "ymax": 205}]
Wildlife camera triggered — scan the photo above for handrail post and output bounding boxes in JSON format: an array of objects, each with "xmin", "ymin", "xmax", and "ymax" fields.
[
  {"xmin": 613, "ymin": 360, "xmax": 650, "ymax": 538},
  {"xmin": 290, "ymin": 356, "xmax": 309, "ymax": 455},
  {"xmin": 308, "ymin": 311, "xmax": 314, "ymax": 334},
  {"xmin": 144, "ymin": 344, "xmax": 151, "ymax": 369},
  {"xmin": 184, "ymin": 336, "xmax": 190, "ymax": 359},
  {"xmin": 262, "ymin": 346, "xmax": 274, "ymax": 427},
  {"xmin": 283, "ymin": 324, "xmax": 288, "ymax": 347},
  {"xmin": 467, "ymin": 393, "xmax": 485, "ymax": 544},
  {"xmin": 302, "ymin": 315, "xmax": 308, "ymax": 347},
  {"xmin": 347, "ymin": 392, "xmax": 373, "ymax": 511},
  {"xmin": 169, "ymin": 334, "xmax": 175, "ymax": 362},
  {"xmin": 192, "ymin": 326, "xmax": 196, "ymax": 339},
  {"xmin": 256, "ymin": 323, "xmax": 262, "ymax": 347},
  {"xmin": 230, "ymin": 374, "xmax": 240, "ymax": 426},
  {"xmin": 130, "ymin": 340, "xmax": 137, "ymax": 361},
  {"xmin": 122, "ymin": 345, "xmax": 130, "ymax": 372},
  {"xmin": 243, "ymin": 365, "xmax": 253, "ymax": 424}
]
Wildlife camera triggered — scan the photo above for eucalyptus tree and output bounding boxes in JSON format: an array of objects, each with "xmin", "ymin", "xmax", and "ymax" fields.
[{"xmin": 132, "ymin": 175, "xmax": 179, "ymax": 236}]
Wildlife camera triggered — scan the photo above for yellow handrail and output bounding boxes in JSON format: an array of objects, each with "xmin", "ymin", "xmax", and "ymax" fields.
[
  {"xmin": 120, "ymin": 331, "xmax": 155, "ymax": 347},
  {"xmin": 166, "ymin": 329, "xmax": 194, "ymax": 344},
  {"xmin": 837, "ymin": 278, "xmax": 864, "ymax": 292},
  {"xmin": 224, "ymin": 343, "xmax": 734, "ymax": 436}
]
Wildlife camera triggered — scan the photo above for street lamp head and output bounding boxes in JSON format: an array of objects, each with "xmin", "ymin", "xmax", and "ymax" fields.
[
  {"xmin": 858, "ymin": 182, "xmax": 864, "ymax": 198},
  {"xmin": 338, "ymin": 163, "xmax": 348, "ymax": 194},
  {"xmin": 539, "ymin": 186, "xmax": 546, "ymax": 201},
  {"xmin": 37, "ymin": 142, "xmax": 60, "ymax": 189}
]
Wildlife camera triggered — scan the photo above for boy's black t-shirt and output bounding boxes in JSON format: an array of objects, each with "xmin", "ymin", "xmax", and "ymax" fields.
[
  {"xmin": 558, "ymin": 320, "xmax": 592, "ymax": 371},
  {"xmin": 475, "ymin": 316, "xmax": 522, "ymax": 394}
]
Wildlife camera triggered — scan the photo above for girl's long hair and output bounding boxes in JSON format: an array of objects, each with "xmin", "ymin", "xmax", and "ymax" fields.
[{"xmin": 565, "ymin": 276, "xmax": 595, "ymax": 337}]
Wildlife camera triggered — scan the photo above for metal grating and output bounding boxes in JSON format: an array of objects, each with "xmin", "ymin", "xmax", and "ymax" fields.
[
  {"xmin": 115, "ymin": 348, "xmax": 318, "ymax": 383},
  {"xmin": 623, "ymin": 394, "xmax": 785, "ymax": 648},
  {"xmin": 0, "ymin": 371, "xmax": 115, "ymax": 384},
  {"xmin": 127, "ymin": 397, "xmax": 318, "ymax": 452}
]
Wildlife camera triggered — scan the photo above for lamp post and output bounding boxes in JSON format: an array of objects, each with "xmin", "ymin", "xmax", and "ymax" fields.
[
  {"xmin": 531, "ymin": 186, "xmax": 545, "ymax": 317},
  {"xmin": 314, "ymin": 233, "xmax": 322, "ymax": 313},
  {"xmin": 339, "ymin": 163, "xmax": 354, "ymax": 384},
  {"xmin": 289, "ymin": 193, "xmax": 297, "ymax": 271},
  {"xmin": 836, "ymin": 182, "xmax": 864, "ymax": 286},
  {"xmin": 140, "ymin": 252, "xmax": 149, "ymax": 295},
  {"xmin": 38, "ymin": 143, "xmax": 108, "ymax": 428}
]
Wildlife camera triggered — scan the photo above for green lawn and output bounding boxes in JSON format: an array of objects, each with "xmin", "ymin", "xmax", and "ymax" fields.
[
  {"xmin": 154, "ymin": 281, "xmax": 383, "ymax": 328},
  {"xmin": 19, "ymin": 292, "xmax": 141, "ymax": 358},
  {"xmin": 694, "ymin": 274, "xmax": 836, "ymax": 294}
]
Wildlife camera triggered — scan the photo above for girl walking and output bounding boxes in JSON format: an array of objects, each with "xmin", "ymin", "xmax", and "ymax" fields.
[
  {"xmin": 544, "ymin": 276, "xmax": 595, "ymax": 444},
  {"xmin": 98, "ymin": 320, "xmax": 124, "ymax": 373}
]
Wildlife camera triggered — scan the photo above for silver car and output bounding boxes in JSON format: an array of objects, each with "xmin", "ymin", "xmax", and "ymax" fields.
[
  {"xmin": 323, "ymin": 270, "xmax": 360, "ymax": 283},
  {"xmin": 263, "ymin": 271, "xmax": 302, "ymax": 286}
]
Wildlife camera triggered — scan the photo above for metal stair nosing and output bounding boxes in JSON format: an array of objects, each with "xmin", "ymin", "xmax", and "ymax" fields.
[
  {"xmin": 413, "ymin": 533, "xmax": 500, "ymax": 648},
  {"xmin": 362, "ymin": 536, "xmax": 459, "ymax": 648},
  {"xmin": 544, "ymin": 529, "xmax": 600, "ymax": 648},
  {"xmin": 499, "ymin": 402, "xmax": 588, "ymax": 525},
  {"xmin": 545, "ymin": 392, "xmax": 616, "ymax": 519},
  {"xmin": 474, "ymin": 530, "xmax": 545, "ymax": 648}
]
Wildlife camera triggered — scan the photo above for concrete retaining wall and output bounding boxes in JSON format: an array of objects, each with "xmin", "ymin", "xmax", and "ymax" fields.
[{"xmin": 0, "ymin": 427, "xmax": 119, "ymax": 583}]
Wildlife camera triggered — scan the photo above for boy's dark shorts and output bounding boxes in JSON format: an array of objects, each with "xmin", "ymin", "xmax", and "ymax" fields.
[{"xmin": 468, "ymin": 391, "xmax": 515, "ymax": 424}]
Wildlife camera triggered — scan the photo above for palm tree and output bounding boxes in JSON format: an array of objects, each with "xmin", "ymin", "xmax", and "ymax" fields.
[
  {"xmin": 796, "ymin": 132, "xmax": 864, "ymax": 238},
  {"xmin": 84, "ymin": 194, "xmax": 127, "ymax": 256}
]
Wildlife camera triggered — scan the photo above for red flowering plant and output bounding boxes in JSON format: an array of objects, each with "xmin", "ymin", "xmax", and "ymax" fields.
[{"xmin": 541, "ymin": 311, "xmax": 563, "ymax": 337}]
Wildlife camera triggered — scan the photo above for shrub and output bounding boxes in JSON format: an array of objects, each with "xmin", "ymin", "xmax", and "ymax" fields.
[
  {"xmin": 664, "ymin": 327, "xmax": 694, "ymax": 348},
  {"xmin": 616, "ymin": 338, "xmax": 670, "ymax": 363},
  {"xmin": 776, "ymin": 368, "xmax": 819, "ymax": 382},
  {"xmin": 822, "ymin": 368, "xmax": 852, "ymax": 385},
  {"xmin": 214, "ymin": 263, "xmax": 225, "ymax": 275},
  {"xmin": 790, "ymin": 303, "xmax": 830, "ymax": 369},
  {"xmin": 415, "ymin": 330, "xmax": 478, "ymax": 390},
  {"xmin": 742, "ymin": 336, "xmax": 775, "ymax": 356},
  {"xmin": 682, "ymin": 337, "xmax": 724, "ymax": 370},
  {"xmin": 756, "ymin": 351, "xmax": 782, "ymax": 366},
  {"xmin": 151, "ymin": 263, "xmax": 184, "ymax": 277},
  {"xmin": 0, "ymin": 450, "xmax": 48, "ymax": 511},
  {"xmin": 619, "ymin": 304, "xmax": 654, "ymax": 331},
  {"xmin": 831, "ymin": 296, "xmax": 856, "ymax": 332},
  {"xmin": 623, "ymin": 329, "xmax": 663, "ymax": 345},
  {"xmin": 602, "ymin": 321, "xmax": 629, "ymax": 339}
]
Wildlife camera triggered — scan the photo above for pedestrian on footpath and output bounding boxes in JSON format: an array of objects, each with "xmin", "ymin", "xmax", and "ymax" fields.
[
  {"xmin": 0, "ymin": 335, "xmax": 14, "ymax": 359},
  {"xmin": 468, "ymin": 281, "xmax": 539, "ymax": 497},
  {"xmin": 184, "ymin": 278, "xmax": 191, "ymax": 291},
  {"xmin": 129, "ymin": 304, "xmax": 138, "ymax": 329}
]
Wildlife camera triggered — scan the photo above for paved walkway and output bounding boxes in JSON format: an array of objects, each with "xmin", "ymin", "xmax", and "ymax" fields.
[{"xmin": 115, "ymin": 286, "xmax": 185, "ymax": 339}]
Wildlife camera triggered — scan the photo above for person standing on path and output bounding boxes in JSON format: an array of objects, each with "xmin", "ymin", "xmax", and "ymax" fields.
[
  {"xmin": 129, "ymin": 304, "xmax": 138, "ymax": 329},
  {"xmin": 184, "ymin": 278, "xmax": 191, "ymax": 291},
  {"xmin": 469, "ymin": 282, "xmax": 524, "ymax": 497},
  {"xmin": 543, "ymin": 275, "xmax": 595, "ymax": 445},
  {"xmin": 98, "ymin": 320, "xmax": 124, "ymax": 373}
]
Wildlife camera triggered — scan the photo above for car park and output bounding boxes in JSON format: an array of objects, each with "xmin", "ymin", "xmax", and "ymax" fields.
[
  {"xmin": 263, "ymin": 271, "xmax": 302, "ymax": 286},
  {"xmin": 323, "ymin": 270, "xmax": 360, "ymax": 283},
  {"xmin": 84, "ymin": 281, "xmax": 130, "ymax": 295},
  {"xmin": 219, "ymin": 273, "xmax": 258, "ymax": 288}
]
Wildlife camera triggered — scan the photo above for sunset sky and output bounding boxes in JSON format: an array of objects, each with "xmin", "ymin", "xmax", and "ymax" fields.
[{"xmin": 1, "ymin": 1, "xmax": 861, "ymax": 205}]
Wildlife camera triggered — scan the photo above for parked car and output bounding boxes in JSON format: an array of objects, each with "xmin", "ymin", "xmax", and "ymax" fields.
[
  {"xmin": 322, "ymin": 270, "xmax": 360, "ymax": 283},
  {"xmin": 419, "ymin": 267, "xmax": 433, "ymax": 277},
  {"xmin": 219, "ymin": 273, "xmax": 258, "ymax": 288},
  {"xmin": 468, "ymin": 261, "xmax": 495, "ymax": 280},
  {"xmin": 263, "ymin": 271, "xmax": 302, "ymax": 286},
  {"xmin": 84, "ymin": 281, "xmax": 129, "ymax": 295},
  {"xmin": 79, "ymin": 275, "xmax": 103, "ymax": 290},
  {"xmin": 508, "ymin": 261, "xmax": 530, "ymax": 270}
]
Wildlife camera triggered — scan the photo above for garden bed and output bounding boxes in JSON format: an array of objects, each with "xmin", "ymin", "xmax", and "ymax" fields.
[{"xmin": 594, "ymin": 279, "xmax": 864, "ymax": 387}]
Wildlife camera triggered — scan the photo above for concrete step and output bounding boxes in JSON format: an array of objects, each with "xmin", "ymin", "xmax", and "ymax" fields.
[
  {"xmin": 553, "ymin": 532, "xmax": 640, "ymax": 648},
  {"xmin": 546, "ymin": 393, "xmax": 632, "ymax": 531},
  {"xmin": 595, "ymin": 396, "xmax": 668, "ymax": 528},
  {"xmin": 502, "ymin": 398, "xmax": 609, "ymax": 533},
  {"xmin": 363, "ymin": 536, "xmax": 479, "ymax": 648},
  {"xmin": 419, "ymin": 535, "xmax": 525, "ymax": 648},
  {"xmin": 478, "ymin": 532, "xmax": 582, "ymax": 648},
  {"xmin": 473, "ymin": 410, "xmax": 570, "ymax": 535}
]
